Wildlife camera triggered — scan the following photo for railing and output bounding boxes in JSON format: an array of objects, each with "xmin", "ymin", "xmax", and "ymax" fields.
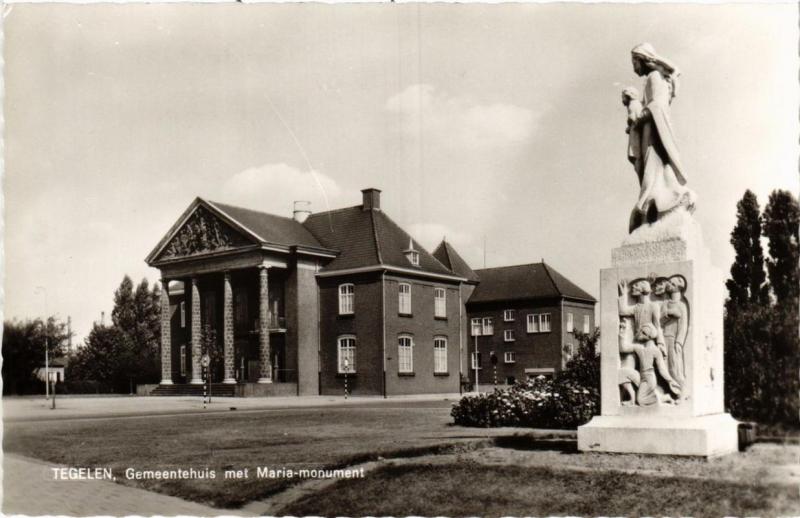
[{"xmin": 270, "ymin": 315, "xmax": 286, "ymax": 329}]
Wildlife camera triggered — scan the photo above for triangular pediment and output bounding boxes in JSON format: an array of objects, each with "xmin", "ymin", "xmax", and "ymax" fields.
[{"xmin": 153, "ymin": 204, "xmax": 255, "ymax": 263}]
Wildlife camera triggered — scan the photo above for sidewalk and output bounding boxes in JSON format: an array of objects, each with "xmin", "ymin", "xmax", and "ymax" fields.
[
  {"xmin": 3, "ymin": 393, "xmax": 463, "ymax": 422},
  {"xmin": 2, "ymin": 453, "xmax": 245, "ymax": 516}
]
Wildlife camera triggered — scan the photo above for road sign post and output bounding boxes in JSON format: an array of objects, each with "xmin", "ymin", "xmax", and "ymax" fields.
[{"xmin": 201, "ymin": 354, "xmax": 211, "ymax": 408}]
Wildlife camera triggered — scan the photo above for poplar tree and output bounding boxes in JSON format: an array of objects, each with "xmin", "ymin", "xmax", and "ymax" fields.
[
  {"xmin": 724, "ymin": 191, "xmax": 771, "ymax": 421},
  {"xmin": 763, "ymin": 190, "xmax": 800, "ymax": 424}
]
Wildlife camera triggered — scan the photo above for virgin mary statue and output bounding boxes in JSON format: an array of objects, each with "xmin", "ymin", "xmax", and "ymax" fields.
[{"xmin": 628, "ymin": 43, "xmax": 696, "ymax": 233}]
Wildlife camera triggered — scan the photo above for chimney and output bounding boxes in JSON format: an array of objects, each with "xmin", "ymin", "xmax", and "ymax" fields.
[
  {"xmin": 361, "ymin": 188, "xmax": 381, "ymax": 211},
  {"xmin": 293, "ymin": 200, "xmax": 312, "ymax": 223}
]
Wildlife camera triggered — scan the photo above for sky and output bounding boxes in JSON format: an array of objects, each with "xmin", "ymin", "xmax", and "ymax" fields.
[{"xmin": 3, "ymin": 2, "xmax": 798, "ymax": 342}]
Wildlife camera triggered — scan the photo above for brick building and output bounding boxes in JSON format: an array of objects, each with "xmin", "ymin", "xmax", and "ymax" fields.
[
  {"xmin": 146, "ymin": 187, "xmax": 594, "ymax": 396},
  {"xmin": 462, "ymin": 263, "xmax": 596, "ymax": 388}
]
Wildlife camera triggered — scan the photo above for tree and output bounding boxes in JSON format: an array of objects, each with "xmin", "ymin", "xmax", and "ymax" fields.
[
  {"xmin": 69, "ymin": 276, "xmax": 162, "ymax": 392},
  {"xmin": 763, "ymin": 190, "xmax": 800, "ymax": 306},
  {"xmin": 762, "ymin": 190, "xmax": 800, "ymax": 425},
  {"xmin": 2, "ymin": 316, "xmax": 71, "ymax": 395},
  {"xmin": 111, "ymin": 276, "xmax": 137, "ymax": 333},
  {"xmin": 725, "ymin": 190, "xmax": 769, "ymax": 309},
  {"xmin": 70, "ymin": 324, "xmax": 136, "ymax": 393}
]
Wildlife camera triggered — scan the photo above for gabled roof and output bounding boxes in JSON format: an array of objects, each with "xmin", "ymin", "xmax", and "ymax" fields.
[
  {"xmin": 303, "ymin": 206, "xmax": 456, "ymax": 278},
  {"xmin": 145, "ymin": 198, "xmax": 334, "ymax": 265},
  {"xmin": 432, "ymin": 240, "xmax": 480, "ymax": 283},
  {"xmin": 208, "ymin": 200, "xmax": 323, "ymax": 249},
  {"xmin": 467, "ymin": 262, "xmax": 596, "ymax": 304}
]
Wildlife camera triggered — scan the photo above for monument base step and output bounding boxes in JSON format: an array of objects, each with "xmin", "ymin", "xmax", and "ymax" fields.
[{"xmin": 577, "ymin": 413, "xmax": 738, "ymax": 457}]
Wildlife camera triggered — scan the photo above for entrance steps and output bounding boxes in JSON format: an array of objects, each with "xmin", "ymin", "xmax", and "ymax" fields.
[{"xmin": 150, "ymin": 384, "xmax": 237, "ymax": 397}]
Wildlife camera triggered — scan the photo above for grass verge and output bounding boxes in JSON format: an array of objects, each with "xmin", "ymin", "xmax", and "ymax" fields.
[{"xmin": 278, "ymin": 461, "xmax": 800, "ymax": 518}]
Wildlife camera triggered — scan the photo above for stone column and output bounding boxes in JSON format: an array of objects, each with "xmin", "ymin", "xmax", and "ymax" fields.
[
  {"xmin": 189, "ymin": 276, "xmax": 203, "ymax": 384},
  {"xmin": 159, "ymin": 279, "xmax": 173, "ymax": 385},
  {"xmin": 222, "ymin": 271, "xmax": 236, "ymax": 384},
  {"xmin": 258, "ymin": 266, "xmax": 272, "ymax": 383}
]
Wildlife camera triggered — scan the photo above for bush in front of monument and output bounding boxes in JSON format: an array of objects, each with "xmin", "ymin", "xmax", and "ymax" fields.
[
  {"xmin": 451, "ymin": 375, "xmax": 598, "ymax": 429},
  {"xmin": 452, "ymin": 330, "xmax": 600, "ymax": 429}
]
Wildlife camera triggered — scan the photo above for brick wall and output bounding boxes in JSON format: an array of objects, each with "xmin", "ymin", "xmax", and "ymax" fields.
[
  {"xmin": 318, "ymin": 272, "xmax": 384, "ymax": 396},
  {"xmin": 382, "ymin": 275, "xmax": 461, "ymax": 396},
  {"xmin": 466, "ymin": 297, "xmax": 594, "ymax": 385}
]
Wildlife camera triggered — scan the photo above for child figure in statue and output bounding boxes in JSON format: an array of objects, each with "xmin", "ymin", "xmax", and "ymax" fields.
[
  {"xmin": 634, "ymin": 322, "xmax": 682, "ymax": 406},
  {"xmin": 622, "ymin": 86, "xmax": 644, "ymax": 184}
]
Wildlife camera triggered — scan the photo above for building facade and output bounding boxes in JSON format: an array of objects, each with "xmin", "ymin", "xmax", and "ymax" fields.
[
  {"xmin": 146, "ymin": 187, "xmax": 595, "ymax": 396},
  {"xmin": 464, "ymin": 263, "xmax": 596, "ymax": 388}
]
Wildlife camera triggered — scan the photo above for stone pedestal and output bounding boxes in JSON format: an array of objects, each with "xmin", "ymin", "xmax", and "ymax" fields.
[{"xmin": 578, "ymin": 209, "xmax": 738, "ymax": 457}]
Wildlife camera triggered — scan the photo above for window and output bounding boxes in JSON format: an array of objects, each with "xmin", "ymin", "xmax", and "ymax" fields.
[
  {"xmin": 434, "ymin": 288, "xmax": 447, "ymax": 318},
  {"xmin": 338, "ymin": 284, "xmax": 354, "ymax": 315},
  {"xmin": 337, "ymin": 336, "xmax": 356, "ymax": 373},
  {"xmin": 527, "ymin": 313, "xmax": 552, "ymax": 333},
  {"xmin": 398, "ymin": 335, "xmax": 414, "ymax": 373},
  {"xmin": 567, "ymin": 313, "xmax": 574, "ymax": 333},
  {"xmin": 583, "ymin": 315, "xmax": 590, "ymax": 333},
  {"xmin": 503, "ymin": 309, "xmax": 515, "ymax": 322},
  {"xmin": 541, "ymin": 313, "xmax": 551, "ymax": 332},
  {"xmin": 398, "ymin": 283, "xmax": 412, "ymax": 315},
  {"xmin": 180, "ymin": 345, "xmax": 187, "ymax": 376},
  {"xmin": 434, "ymin": 337, "xmax": 448, "ymax": 374},
  {"xmin": 234, "ymin": 291, "xmax": 248, "ymax": 331},
  {"xmin": 482, "ymin": 317, "xmax": 494, "ymax": 335},
  {"xmin": 471, "ymin": 352, "xmax": 482, "ymax": 370},
  {"xmin": 504, "ymin": 329, "xmax": 515, "ymax": 342},
  {"xmin": 504, "ymin": 351, "xmax": 516, "ymax": 363},
  {"xmin": 565, "ymin": 343, "xmax": 574, "ymax": 360},
  {"xmin": 471, "ymin": 318, "xmax": 482, "ymax": 336},
  {"xmin": 180, "ymin": 302, "xmax": 186, "ymax": 328},
  {"xmin": 408, "ymin": 251, "xmax": 420, "ymax": 266}
]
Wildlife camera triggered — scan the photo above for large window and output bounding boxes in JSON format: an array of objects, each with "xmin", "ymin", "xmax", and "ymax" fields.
[
  {"xmin": 583, "ymin": 315, "xmax": 590, "ymax": 333},
  {"xmin": 526, "ymin": 313, "xmax": 551, "ymax": 333},
  {"xmin": 482, "ymin": 317, "xmax": 494, "ymax": 335},
  {"xmin": 471, "ymin": 352, "xmax": 482, "ymax": 370},
  {"xmin": 399, "ymin": 283, "xmax": 412, "ymax": 315},
  {"xmin": 180, "ymin": 301, "xmax": 186, "ymax": 328},
  {"xmin": 434, "ymin": 336, "xmax": 448, "ymax": 374},
  {"xmin": 338, "ymin": 284, "xmax": 354, "ymax": 315},
  {"xmin": 504, "ymin": 329, "xmax": 515, "ymax": 342},
  {"xmin": 434, "ymin": 288, "xmax": 447, "ymax": 318},
  {"xmin": 470, "ymin": 318, "xmax": 482, "ymax": 336},
  {"xmin": 503, "ymin": 309, "xmax": 515, "ymax": 322},
  {"xmin": 337, "ymin": 335, "xmax": 356, "ymax": 373},
  {"xmin": 567, "ymin": 312, "xmax": 574, "ymax": 333},
  {"xmin": 398, "ymin": 335, "xmax": 414, "ymax": 373}
]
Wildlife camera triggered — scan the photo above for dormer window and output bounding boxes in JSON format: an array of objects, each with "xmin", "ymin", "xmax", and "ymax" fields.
[{"xmin": 404, "ymin": 238, "xmax": 420, "ymax": 266}]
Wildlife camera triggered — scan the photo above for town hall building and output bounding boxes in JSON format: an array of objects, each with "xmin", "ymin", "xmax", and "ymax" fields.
[{"xmin": 145, "ymin": 187, "xmax": 595, "ymax": 396}]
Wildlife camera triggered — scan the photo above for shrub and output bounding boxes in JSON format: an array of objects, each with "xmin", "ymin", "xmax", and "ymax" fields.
[{"xmin": 451, "ymin": 330, "xmax": 600, "ymax": 429}]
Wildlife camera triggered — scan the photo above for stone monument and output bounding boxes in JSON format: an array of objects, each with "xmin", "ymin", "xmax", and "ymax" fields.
[{"xmin": 577, "ymin": 43, "xmax": 739, "ymax": 457}]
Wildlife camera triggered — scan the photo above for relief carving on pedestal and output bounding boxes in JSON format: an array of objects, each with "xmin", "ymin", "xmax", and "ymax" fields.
[
  {"xmin": 617, "ymin": 275, "xmax": 690, "ymax": 407},
  {"xmin": 160, "ymin": 206, "xmax": 251, "ymax": 260}
]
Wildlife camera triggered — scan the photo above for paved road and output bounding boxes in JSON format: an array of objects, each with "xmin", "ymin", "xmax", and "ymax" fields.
[
  {"xmin": 2, "ymin": 453, "xmax": 246, "ymax": 516},
  {"xmin": 3, "ymin": 393, "xmax": 463, "ymax": 422}
]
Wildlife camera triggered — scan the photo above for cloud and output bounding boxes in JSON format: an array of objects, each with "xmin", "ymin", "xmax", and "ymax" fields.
[
  {"xmin": 385, "ymin": 84, "xmax": 536, "ymax": 149},
  {"xmin": 219, "ymin": 163, "xmax": 348, "ymax": 217}
]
